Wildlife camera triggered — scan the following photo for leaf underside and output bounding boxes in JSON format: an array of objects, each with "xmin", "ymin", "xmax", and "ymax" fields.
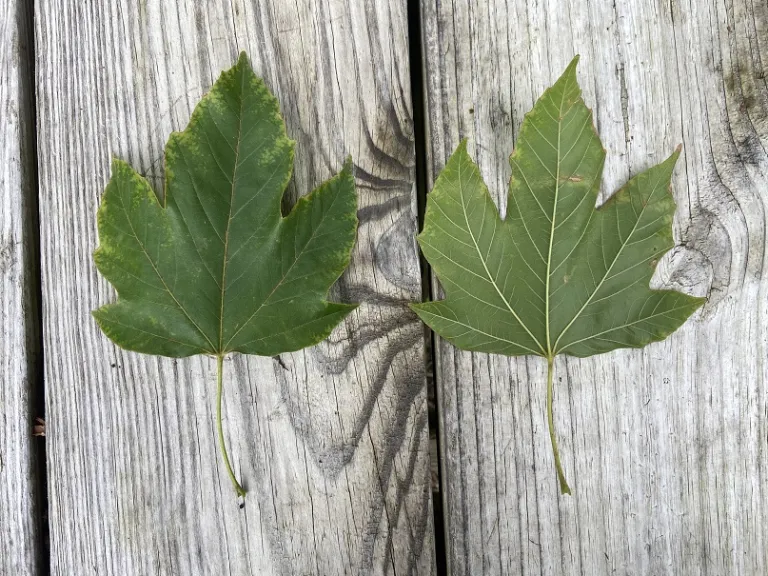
[
  {"xmin": 412, "ymin": 56, "xmax": 705, "ymax": 361},
  {"xmin": 93, "ymin": 52, "xmax": 358, "ymax": 359}
]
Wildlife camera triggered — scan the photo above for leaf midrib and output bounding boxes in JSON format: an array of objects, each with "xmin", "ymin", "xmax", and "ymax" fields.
[
  {"xmin": 544, "ymin": 79, "xmax": 569, "ymax": 359},
  {"xmin": 538, "ymin": 84, "xmax": 672, "ymax": 356},
  {"xmin": 218, "ymin": 63, "xmax": 248, "ymax": 354}
]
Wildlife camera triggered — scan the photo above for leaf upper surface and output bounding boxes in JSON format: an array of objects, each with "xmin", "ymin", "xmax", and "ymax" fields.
[
  {"xmin": 93, "ymin": 53, "xmax": 358, "ymax": 358},
  {"xmin": 412, "ymin": 57, "xmax": 705, "ymax": 360}
]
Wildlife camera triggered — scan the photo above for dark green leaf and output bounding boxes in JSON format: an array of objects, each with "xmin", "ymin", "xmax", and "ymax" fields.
[{"xmin": 93, "ymin": 53, "xmax": 358, "ymax": 495}]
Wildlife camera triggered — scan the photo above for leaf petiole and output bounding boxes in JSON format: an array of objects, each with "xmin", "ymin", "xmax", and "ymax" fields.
[
  {"xmin": 547, "ymin": 357, "xmax": 571, "ymax": 495},
  {"xmin": 217, "ymin": 355, "xmax": 246, "ymax": 497}
]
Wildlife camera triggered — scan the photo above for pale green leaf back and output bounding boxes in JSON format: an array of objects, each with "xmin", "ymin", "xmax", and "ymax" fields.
[{"xmin": 412, "ymin": 56, "xmax": 705, "ymax": 360}]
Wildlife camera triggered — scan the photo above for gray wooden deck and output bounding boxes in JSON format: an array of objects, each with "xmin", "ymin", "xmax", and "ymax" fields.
[{"xmin": 2, "ymin": 0, "xmax": 766, "ymax": 574}]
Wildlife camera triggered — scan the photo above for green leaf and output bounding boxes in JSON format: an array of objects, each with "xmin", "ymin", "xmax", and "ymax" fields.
[
  {"xmin": 411, "ymin": 56, "xmax": 705, "ymax": 494},
  {"xmin": 93, "ymin": 53, "xmax": 358, "ymax": 496}
]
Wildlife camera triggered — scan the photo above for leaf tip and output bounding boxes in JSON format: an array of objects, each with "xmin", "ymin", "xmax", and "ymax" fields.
[
  {"xmin": 664, "ymin": 145, "xmax": 683, "ymax": 171},
  {"xmin": 671, "ymin": 144, "xmax": 683, "ymax": 165},
  {"xmin": 109, "ymin": 156, "xmax": 129, "ymax": 175},
  {"xmin": 541, "ymin": 55, "xmax": 583, "ymax": 113},
  {"xmin": 692, "ymin": 294, "xmax": 708, "ymax": 311},
  {"xmin": 91, "ymin": 307, "xmax": 108, "ymax": 333},
  {"xmin": 558, "ymin": 55, "xmax": 580, "ymax": 85},
  {"xmin": 337, "ymin": 156, "xmax": 358, "ymax": 218},
  {"xmin": 408, "ymin": 301, "xmax": 429, "ymax": 321},
  {"xmin": 236, "ymin": 50, "xmax": 250, "ymax": 70},
  {"xmin": 455, "ymin": 137, "xmax": 470, "ymax": 156},
  {"xmin": 455, "ymin": 137, "xmax": 472, "ymax": 159},
  {"xmin": 342, "ymin": 155, "xmax": 354, "ymax": 175}
]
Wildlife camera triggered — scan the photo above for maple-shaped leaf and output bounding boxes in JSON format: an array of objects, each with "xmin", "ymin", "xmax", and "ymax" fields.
[
  {"xmin": 93, "ymin": 53, "xmax": 358, "ymax": 496},
  {"xmin": 411, "ymin": 56, "xmax": 705, "ymax": 494}
]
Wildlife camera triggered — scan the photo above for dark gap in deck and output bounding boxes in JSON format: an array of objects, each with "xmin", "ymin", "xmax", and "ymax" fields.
[
  {"xmin": 20, "ymin": 0, "xmax": 50, "ymax": 572},
  {"xmin": 407, "ymin": 1, "xmax": 447, "ymax": 574}
]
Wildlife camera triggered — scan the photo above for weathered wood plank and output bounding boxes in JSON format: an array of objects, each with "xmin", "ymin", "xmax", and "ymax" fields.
[
  {"xmin": 422, "ymin": 0, "xmax": 768, "ymax": 574},
  {"xmin": 1, "ymin": 0, "xmax": 42, "ymax": 574},
  {"xmin": 35, "ymin": 1, "xmax": 433, "ymax": 574}
]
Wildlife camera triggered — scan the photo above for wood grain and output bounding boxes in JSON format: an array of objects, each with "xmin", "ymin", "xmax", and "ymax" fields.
[
  {"xmin": 421, "ymin": 0, "xmax": 768, "ymax": 574},
  {"xmin": 1, "ymin": 1, "xmax": 42, "ymax": 574},
  {"xmin": 35, "ymin": 1, "xmax": 433, "ymax": 574}
]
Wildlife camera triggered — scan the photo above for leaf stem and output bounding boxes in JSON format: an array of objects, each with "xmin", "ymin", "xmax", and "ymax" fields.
[
  {"xmin": 547, "ymin": 357, "xmax": 571, "ymax": 495},
  {"xmin": 216, "ymin": 355, "xmax": 246, "ymax": 497}
]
